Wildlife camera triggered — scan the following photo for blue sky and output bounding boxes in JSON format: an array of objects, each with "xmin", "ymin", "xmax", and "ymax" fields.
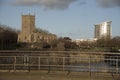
[{"xmin": 0, "ymin": 0, "xmax": 120, "ymax": 39}]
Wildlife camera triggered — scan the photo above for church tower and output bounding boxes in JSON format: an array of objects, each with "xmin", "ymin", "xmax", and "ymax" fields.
[
  {"xmin": 18, "ymin": 14, "xmax": 36, "ymax": 43},
  {"xmin": 22, "ymin": 14, "xmax": 35, "ymax": 34}
]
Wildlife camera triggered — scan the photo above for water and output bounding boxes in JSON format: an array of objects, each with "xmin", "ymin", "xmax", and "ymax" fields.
[{"xmin": 66, "ymin": 62, "xmax": 120, "ymax": 73}]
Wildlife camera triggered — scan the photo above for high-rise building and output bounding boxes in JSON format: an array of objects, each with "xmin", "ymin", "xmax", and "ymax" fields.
[
  {"xmin": 94, "ymin": 21, "xmax": 112, "ymax": 39},
  {"xmin": 18, "ymin": 14, "xmax": 57, "ymax": 43}
]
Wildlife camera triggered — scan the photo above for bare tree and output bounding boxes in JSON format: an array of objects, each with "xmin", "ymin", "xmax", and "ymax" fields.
[{"xmin": 0, "ymin": 24, "xmax": 18, "ymax": 50}]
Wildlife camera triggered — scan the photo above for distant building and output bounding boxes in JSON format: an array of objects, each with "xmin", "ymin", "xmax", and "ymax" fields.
[
  {"xmin": 95, "ymin": 21, "xmax": 112, "ymax": 39},
  {"xmin": 18, "ymin": 14, "xmax": 57, "ymax": 43},
  {"xmin": 74, "ymin": 38, "xmax": 98, "ymax": 45}
]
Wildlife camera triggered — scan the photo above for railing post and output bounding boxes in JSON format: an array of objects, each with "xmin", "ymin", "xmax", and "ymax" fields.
[
  {"xmin": 63, "ymin": 57, "xmax": 65, "ymax": 71},
  {"xmin": 28, "ymin": 56, "xmax": 30, "ymax": 72},
  {"xmin": 38, "ymin": 56, "xmax": 41, "ymax": 70},
  {"xmin": 116, "ymin": 56, "xmax": 118, "ymax": 74},
  {"xmin": 47, "ymin": 57, "xmax": 51, "ymax": 74},
  {"xmin": 14, "ymin": 56, "xmax": 16, "ymax": 72},
  {"xmin": 89, "ymin": 53, "xmax": 91, "ymax": 77}
]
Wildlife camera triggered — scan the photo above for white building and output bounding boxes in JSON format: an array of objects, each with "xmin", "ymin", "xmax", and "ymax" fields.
[
  {"xmin": 74, "ymin": 38, "xmax": 98, "ymax": 45},
  {"xmin": 94, "ymin": 21, "xmax": 112, "ymax": 39}
]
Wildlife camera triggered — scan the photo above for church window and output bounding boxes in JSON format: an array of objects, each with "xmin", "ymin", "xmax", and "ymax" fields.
[
  {"xmin": 24, "ymin": 20, "xmax": 27, "ymax": 24},
  {"xmin": 31, "ymin": 35, "xmax": 34, "ymax": 42},
  {"xmin": 25, "ymin": 36, "xmax": 26, "ymax": 40},
  {"xmin": 38, "ymin": 36, "xmax": 39, "ymax": 38}
]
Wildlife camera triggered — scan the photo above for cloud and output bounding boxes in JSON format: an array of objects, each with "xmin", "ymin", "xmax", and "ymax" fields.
[
  {"xmin": 78, "ymin": 1, "xmax": 87, "ymax": 6},
  {"xmin": 13, "ymin": 0, "xmax": 77, "ymax": 10},
  {"xmin": 1, "ymin": 0, "xmax": 120, "ymax": 9},
  {"xmin": 97, "ymin": 0, "xmax": 120, "ymax": 8}
]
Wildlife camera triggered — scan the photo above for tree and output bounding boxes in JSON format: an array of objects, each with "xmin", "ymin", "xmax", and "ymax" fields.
[
  {"xmin": 58, "ymin": 37, "xmax": 78, "ymax": 50},
  {"xmin": 0, "ymin": 24, "xmax": 18, "ymax": 50},
  {"xmin": 109, "ymin": 36, "xmax": 120, "ymax": 50},
  {"xmin": 96, "ymin": 36, "xmax": 120, "ymax": 51}
]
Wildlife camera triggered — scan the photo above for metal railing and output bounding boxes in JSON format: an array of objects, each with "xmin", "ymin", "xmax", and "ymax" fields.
[{"xmin": 0, "ymin": 51, "xmax": 120, "ymax": 74}]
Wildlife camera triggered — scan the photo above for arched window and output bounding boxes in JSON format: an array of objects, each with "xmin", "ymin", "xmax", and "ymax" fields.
[
  {"xmin": 31, "ymin": 35, "xmax": 34, "ymax": 42},
  {"xmin": 19, "ymin": 38, "xmax": 21, "ymax": 41},
  {"xmin": 25, "ymin": 36, "xmax": 26, "ymax": 40},
  {"xmin": 38, "ymin": 36, "xmax": 39, "ymax": 38}
]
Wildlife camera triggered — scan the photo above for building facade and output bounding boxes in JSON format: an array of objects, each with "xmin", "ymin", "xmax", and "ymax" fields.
[
  {"xmin": 95, "ymin": 21, "xmax": 112, "ymax": 39},
  {"xmin": 74, "ymin": 38, "xmax": 98, "ymax": 45},
  {"xmin": 18, "ymin": 14, "xmax": 57, "ymax": 43}
]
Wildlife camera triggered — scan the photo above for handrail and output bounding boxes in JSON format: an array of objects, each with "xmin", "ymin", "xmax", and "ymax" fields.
[{"xmin": 0, "ymin": 52, "xmax": 120, "ymax": 73}]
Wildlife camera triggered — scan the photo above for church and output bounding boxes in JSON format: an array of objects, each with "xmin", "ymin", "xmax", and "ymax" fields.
[{"xmin": 18, "ymin": 14, "xmax": 57, "ymax": 43}]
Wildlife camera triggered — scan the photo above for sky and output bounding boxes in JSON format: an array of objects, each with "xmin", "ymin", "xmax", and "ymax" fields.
[{"xmin": 0, "ymin": 0, "xmax": 120, "ymax": 40}]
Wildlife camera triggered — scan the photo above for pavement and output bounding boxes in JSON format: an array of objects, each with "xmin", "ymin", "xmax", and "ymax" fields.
[{"xmin": 0, "ymin": 71, "xmax": 120, "ymax": 80}]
